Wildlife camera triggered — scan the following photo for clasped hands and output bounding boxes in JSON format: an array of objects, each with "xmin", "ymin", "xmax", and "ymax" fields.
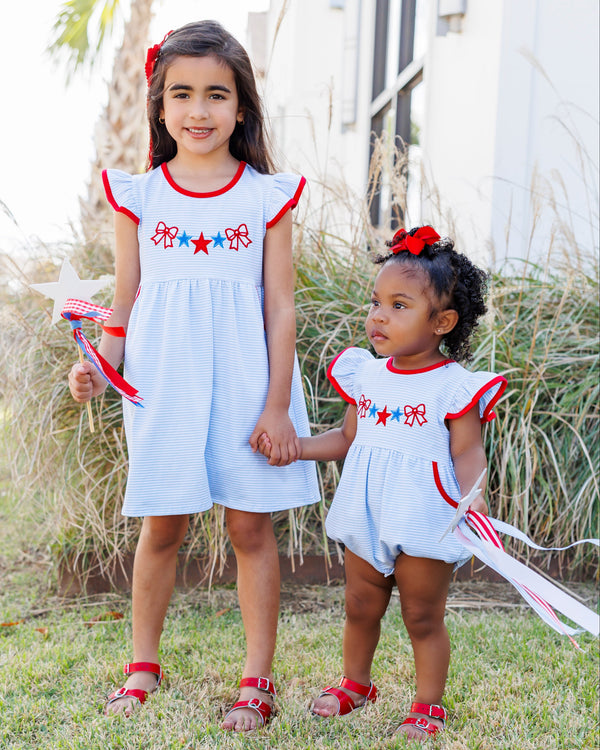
[{"xmin": 249, "ymin": 408, "xmax": 300, "ymax": 466}]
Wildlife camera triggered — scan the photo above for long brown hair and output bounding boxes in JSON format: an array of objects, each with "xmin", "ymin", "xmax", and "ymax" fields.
[{"xmin": 147, "ymin": 21, "xmax": 275, "ymax": 174}]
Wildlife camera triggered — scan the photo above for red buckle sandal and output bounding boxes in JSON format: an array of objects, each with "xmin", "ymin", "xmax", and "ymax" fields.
[
  {"xmin": 223, "ymin": 676, "xmax": 276, "ymax": 729},
  {"xmin": 312, "ymin": 676, "xmax": 378, "ymax": 716},
  {"xmin": 398, "ymin": 702, "xmax": 447, "ymax": 736},
  {"xmin": 104, "ymin": 661, "xmax": 163, "ymax": 713}
]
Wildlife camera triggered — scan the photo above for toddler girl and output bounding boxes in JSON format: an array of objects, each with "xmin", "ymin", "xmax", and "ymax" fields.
[
  {"xmin": 69, "ymin": 21, "xmax": 319, "ymax": 732},
  {"xmin": 261, "ymin": 225, "xmax": 506, "ymax": 740}
]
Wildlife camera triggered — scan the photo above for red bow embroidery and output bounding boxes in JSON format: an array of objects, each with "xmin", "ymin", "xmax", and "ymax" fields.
[
  {"xmin": 390, "ymin": 226, "xmax": 440, "ymax": 255},
  {"xmin": 404, "ymin": 404, "xmax": 427, "ymax": 426},
  {"xmin": 226, "ymin": 224, "xmax": 252, "ymax": 251},
  {"xmin": 151, "ymin": 221, "xmax": 178, "ymax": 248},
  {"xmin": 145, "ymin": 31, "xmax": 173, "ymax": 85},
  {"xmin": 357, "ymin": 394, "xmax": 372, "ymax": 419}
]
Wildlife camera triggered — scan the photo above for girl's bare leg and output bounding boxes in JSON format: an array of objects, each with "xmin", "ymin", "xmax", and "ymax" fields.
[
  {"xmin": 221, "ymin": 508, "xmax": 280, "ymax": 732},
  {"xmin": 394, "ymin": 554, "xmax": 453, "ymax": 741},
  {"xmin": 105, "ymin": 514, "xmax": 189, "ymax": 716},
  {"xmin": 312, "ymin": 549, "xmax": 394, "ymax": 716}
]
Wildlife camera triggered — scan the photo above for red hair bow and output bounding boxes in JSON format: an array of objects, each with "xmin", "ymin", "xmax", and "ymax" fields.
[
  {"xmin": 145, "ymin": 31, "xmax": 173, "ymax": 86},
  {"xmin": 390, "ymin": 226, "xmax": 441, "ymax": 255}
]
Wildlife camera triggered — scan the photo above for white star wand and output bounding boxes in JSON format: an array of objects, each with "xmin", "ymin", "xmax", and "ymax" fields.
[
  {"xmin": 30, "ymin": 259, "xmax": 110, "ymax": 432},
  {"xmin": 439, "ymin": 468, "xmax": 487, "ymax": 542}
]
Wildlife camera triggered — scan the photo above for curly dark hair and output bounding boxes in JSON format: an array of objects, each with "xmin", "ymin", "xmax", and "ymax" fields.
[
  {"xmin": 373, "ymin": 227, "xmax": 489, "ymax": 362},
  {"xmin": 146, "ymin": 21, "xmax": 275, "ymax": 173}
]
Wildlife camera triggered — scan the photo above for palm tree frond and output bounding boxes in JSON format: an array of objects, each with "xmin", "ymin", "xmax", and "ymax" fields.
[{"xmin": 47, "ymin": 0, "xmax": 122, "ymax": 77}]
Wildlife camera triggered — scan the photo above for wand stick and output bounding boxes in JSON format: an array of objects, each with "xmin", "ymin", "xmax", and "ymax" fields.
[{"xmin": 78, "ymin": 348, "xmax": 95, "ymax": 432}]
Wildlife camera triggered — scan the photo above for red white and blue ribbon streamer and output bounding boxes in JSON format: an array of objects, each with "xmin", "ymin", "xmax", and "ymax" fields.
[
  {"xmin": 61, "ymin": 298, "xmax": 143, "ymax": 407},
  {"xmin": 453, "ymin": 508, "xmax": 599, "ymax": 648}
]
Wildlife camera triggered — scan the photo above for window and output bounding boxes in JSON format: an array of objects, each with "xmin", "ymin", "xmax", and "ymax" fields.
[{"xmin": 369, "ymin": 0, "xmax": 428, "ymax": 229}]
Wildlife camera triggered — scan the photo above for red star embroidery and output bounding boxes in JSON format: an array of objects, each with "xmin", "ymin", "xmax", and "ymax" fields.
[
  {"xmin": 376, "ymin": 405, "xmax": 391, "ymax": 426},
  {"xmin": 192, "ymin": 232, "xmax": 211, "ymax": 255}
]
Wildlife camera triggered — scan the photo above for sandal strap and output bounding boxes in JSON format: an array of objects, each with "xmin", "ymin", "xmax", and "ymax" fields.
[
  {"xmin": 123, "ymin": 661, "xmax": 164, "ymax": 686},
  {"xmin": 224, "ymin": 697, "xmax": 273, "ymax": 727},
  {"xmin": 317, "ymin": 686, "xmax": 358, "ymax": 716},
  {"xmin": 106, "ymin": 687, "xmax": 149, "ymax": 706},
  {"xmin": 401, "ymin": 716, "xmax": 443, "ymax": 736},
  {"xmin": 339, "ymin": 676, "xmax": 377, "ymax": 701},
  {"xmin": 316, "ymin": 678, "xmax": 378, "ymax": 716},
  {"xmin": 239, "ymin": 676, "xmax": 276, "ymax": 698},
  {"xmin": 410, "ymin": 702, "xmax": 447, "ymax": 721}
]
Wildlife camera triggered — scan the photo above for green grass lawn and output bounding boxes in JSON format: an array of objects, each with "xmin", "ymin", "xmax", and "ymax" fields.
[{"xmin": 1, "ymin": 485, "xmax": 598, "ymax": 749}]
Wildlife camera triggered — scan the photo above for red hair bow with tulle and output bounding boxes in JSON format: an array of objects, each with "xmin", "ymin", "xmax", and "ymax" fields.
[
  {"xmin": 145, "ymin": 31, "xmax": 173, "ymax": 85},
  {"xmin": 390, "ymin": 226, "xmax": 441, "ymax": 255}
]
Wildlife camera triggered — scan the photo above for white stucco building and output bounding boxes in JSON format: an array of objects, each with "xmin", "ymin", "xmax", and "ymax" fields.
[{"xmin": 248, "ymin": 0, "xmax": 599, "ymax": 267}]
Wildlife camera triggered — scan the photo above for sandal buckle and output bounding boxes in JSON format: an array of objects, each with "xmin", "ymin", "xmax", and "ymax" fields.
[
  {"xmin": 256, "ymin": 677, "xmax": 270, "ymax": 691},
  {"xmin": 113, "ymin": 687, "xmax": 127, "ymax": 698},
  {"xmin": 248, "ymin": 698, "xmax": 263, "ymax": 708},
  {"xmin": 415, "ymin": 718, "xmax": 430, "ymax": 730}
]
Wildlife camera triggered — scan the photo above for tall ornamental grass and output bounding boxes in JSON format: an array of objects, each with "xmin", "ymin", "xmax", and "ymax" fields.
[{"xmin": 1, "ymin": 139, "xmax": 597, "ymax": 584}]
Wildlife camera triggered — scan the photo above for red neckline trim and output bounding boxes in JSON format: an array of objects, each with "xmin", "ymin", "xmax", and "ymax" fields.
[
  {"xmin": 160, "ymin": 161, "xmax": 246, "ymax": 197},
  {"xmin": 386, "ymin": 358, "xmax": 454, "ymax": 374}
]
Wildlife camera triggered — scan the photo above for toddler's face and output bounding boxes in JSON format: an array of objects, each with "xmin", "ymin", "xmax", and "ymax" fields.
[{"xmin": 365, "ymin": 262, "xmax": 443, "ymax": 370}]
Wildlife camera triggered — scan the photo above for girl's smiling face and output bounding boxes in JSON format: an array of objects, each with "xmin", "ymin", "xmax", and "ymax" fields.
[
  {"xmin": 160, "ymin": 54, "xmax": 244, "ymax": 163},
  {"xmin": 366, "ymin": 261, "xmax": 457, "ymax": 370}
]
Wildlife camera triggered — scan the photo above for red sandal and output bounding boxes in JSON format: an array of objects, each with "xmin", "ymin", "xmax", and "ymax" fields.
[
  {"xmin": 398, "ymin": 702, "xmax": 447, "ymax": 737},
  {"xmin": 104, "ymin": 662, "xmax": 163, "ymax": 714},
  {"xmin": 222, "ymin": 676, "xmax": 276, "ymax": 729},
  {"xmin": 312, "ymin": 676, "xmax": 378, "ymax": 717}
]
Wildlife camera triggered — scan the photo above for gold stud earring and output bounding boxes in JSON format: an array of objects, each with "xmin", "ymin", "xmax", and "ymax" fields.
[{"xmin": 159, "ymin": 116, "xmax": 165, "ymax": 124}]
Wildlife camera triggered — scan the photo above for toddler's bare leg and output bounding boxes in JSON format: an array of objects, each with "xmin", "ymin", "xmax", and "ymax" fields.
[
  {"xmin": 312, "ymin": 549, "xmax": 393, "ymax": 716},
  {"xmin": 394, "ymin": 554, "xmax": 453, "ymax": 741}
]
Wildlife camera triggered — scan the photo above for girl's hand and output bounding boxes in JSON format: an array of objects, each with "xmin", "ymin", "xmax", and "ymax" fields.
[
  {"xmin": 68, "ymin": 361, "xmax": 107, "ymax": 403},
  {"xmin": 249, "ymin": 409, "xmax": 300, "ymax": 466},
  {"xmin": 469, "ymin": 493, "xmax": 488, "ymax": 515}
]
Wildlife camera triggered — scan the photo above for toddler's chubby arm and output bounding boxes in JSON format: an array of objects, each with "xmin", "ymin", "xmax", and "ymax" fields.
[
  {"xmin": 68, "ymin": 212, "xmax": 140, "ymax": 404},
  {"xmin": 449, "ymin": 404, "xmax": 489, "ymax": 514},
  {"xmin": 258, "ymin": 404, "xmax": 357, "ymax": 465}
]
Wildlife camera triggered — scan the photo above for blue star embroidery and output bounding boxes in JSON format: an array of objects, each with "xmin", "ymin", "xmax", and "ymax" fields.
[
  {"xmin": 368, "ymin": 403, "xmax": 378, "ymax": 418},
  {"xmin": 212, "ymin": 232, "xmax": 226, "ymax": 248},
  {"xmin": 391, "ymin": 407, "xmax": 402, "ymax": 422},
  {"xmin": 177, "ymin": 231, "xmax": 192, "ymax": 247}
]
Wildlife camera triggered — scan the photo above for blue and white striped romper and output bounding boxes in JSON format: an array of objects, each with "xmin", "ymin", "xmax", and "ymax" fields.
[
  {"xmin": 102, "ymin": 162, "xmax": 320, "ymax": 517},
  {"xmin": 325, "ymin": 347, "xmax": 507, "ymax": 575}
]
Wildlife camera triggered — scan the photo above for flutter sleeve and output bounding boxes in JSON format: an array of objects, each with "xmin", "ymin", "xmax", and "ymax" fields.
[
  {"xmin": 266, "ymin": 173, "xmax": 307, "ymax": 228},
  {"xmin": 446, "ymin": 371, "xmax": 507, "ymax": 423},
  {"xmin": 102, "ymin": 169, "xmax": 140, "ymax": 225},
  {"xmin": 327, "ymin": 347, "xmax": 374, "ymax": 405}
]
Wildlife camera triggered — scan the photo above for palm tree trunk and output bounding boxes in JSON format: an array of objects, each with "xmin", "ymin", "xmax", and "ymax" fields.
[{"xmin": 80, "ymin": 0, "xmax": 154, "ymax": 254}]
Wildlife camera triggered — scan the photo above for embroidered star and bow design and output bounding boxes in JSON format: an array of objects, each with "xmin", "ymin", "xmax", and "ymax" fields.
[
  {"xmin": 150, "ymin": 221, "xmax": 253, "ymax": 257},
  {"xmin": 357, "ymin": 393, "xmax": 428, "ymax": 427}
]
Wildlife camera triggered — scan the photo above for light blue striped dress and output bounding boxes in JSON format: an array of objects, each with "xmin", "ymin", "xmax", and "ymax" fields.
[
  {"xmin": 102, "ymin": 162, "xmax": 320, "ymax": 517},
  {"xmin": 325, "ymin": 347, "xmax": 507, "ymax": 575}
]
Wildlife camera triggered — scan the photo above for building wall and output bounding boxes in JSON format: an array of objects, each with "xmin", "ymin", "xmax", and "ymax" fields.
[
  {"xmin": 426, "ymin": 0, "xmax": 599, "ymax": 264},
  {"xmin": 260, "ymin": 0, "xmax": 373, "ymax": 240},
  {"xmin": 490, "ymin": 0, "xmax": 599, "ymax": 266},
  {"xmin": 259, "ymin": 0, "xmax": 599, "ymax": 265},
  {"xmin": 424, "ymin": 0, "xmax": 504, "ymax": 263}
]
